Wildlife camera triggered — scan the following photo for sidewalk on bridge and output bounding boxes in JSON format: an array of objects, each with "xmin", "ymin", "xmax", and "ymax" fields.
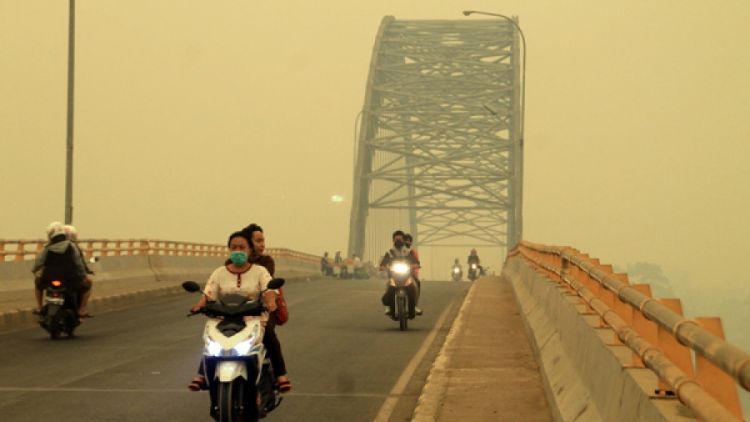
[{"xmin": 413, "ymin": 275, "xmax": 552, "ymax": 421}]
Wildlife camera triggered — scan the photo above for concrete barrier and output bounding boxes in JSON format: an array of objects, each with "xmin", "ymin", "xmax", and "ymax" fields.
[
  {"xmin": 504, "ymin": 255, "xmax": 693, "ymax": 422},
  {"xmin": 0, "ymin": 254, "xmax": 320, "ymax": 333}
]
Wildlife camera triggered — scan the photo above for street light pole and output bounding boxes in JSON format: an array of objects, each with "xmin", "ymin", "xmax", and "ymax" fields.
[
  {"xmin": 64, "ymin": 0, "xmax": 76, "ymax": 224},
  {"xmin": 463, "ymin": 10, "xmax": 526, "ymax": 246}
]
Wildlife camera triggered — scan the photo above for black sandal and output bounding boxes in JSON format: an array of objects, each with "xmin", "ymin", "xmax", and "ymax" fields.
[{"xmin": 277, "ymin": 379, "xmax": 292, "ymax": 393}]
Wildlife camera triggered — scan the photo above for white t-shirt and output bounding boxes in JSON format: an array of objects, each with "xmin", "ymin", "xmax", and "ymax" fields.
[{"xmin": 204, "ymin": 264, "xmax": 272, "ymax": 302}]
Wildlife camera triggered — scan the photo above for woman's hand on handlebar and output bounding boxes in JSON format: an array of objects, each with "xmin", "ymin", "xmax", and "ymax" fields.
[{"xmin": 190, "ymin": 304, "xmax": 203, "ymax": 314}]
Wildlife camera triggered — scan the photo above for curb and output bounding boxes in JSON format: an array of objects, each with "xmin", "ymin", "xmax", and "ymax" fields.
[
  {"xmin": 0, "ymin": 275, "xmax": 317, "ymax": 334},
  {"xmin": 411, "ymin": 280, "xmax": 479, "ymax": 421}
]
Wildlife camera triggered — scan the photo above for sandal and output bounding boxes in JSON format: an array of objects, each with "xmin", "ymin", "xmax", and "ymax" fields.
[
  {"xmin": 188, "ymin": 375, "xmax": 206, "ymax": 391},
  {"xmin": 277, "ymin": 379, "xmax": 292, "ymax": 393}
]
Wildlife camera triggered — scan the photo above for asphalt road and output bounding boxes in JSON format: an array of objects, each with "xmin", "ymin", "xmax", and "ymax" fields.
[{"xmin": 0, "ymin": 277, "xmax": 470, "ymax": 421}]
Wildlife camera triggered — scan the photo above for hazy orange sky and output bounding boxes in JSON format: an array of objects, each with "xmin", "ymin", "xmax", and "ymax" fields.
[{"xmin": 2, "ymin": 1, "xmax": 749, "ymax": 294}]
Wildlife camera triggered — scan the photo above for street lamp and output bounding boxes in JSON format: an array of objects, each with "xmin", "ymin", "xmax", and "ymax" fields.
[
  {"xmin": 463, "ymin": 10, "xmax": 526, "ymax": 246},
  {"xmin": 65, "ymin": 0, "xmax": 76, "ymax": 224}
]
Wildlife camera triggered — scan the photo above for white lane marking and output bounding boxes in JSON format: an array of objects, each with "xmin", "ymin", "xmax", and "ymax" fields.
[
  {"xmin": 0, "ymin": 387, "xmax": 416, "ymax": 399},
  {"xmin": 373, "ymin": 300, "xmax": 455, "ymax": 422}
]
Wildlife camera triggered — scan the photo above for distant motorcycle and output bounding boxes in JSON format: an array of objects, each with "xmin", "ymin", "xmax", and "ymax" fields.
[
  {"xmin": 183, "ymin": 279, "xmax": 285, "ymax": 422},
  {"xmin": 451, "ymin": 265, "xmax": 462, "ymax": 282},
  {"xmin": 467, "ymin": 263, "xmax": 483, "ymax": 281},
  {"xmin": 39, "ymin": 279, "xmax": 80, "ymax": 339}
]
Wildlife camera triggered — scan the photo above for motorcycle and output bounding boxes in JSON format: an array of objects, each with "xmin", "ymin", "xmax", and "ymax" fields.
[
  {"xmin": 39, "ymin": 279, "xmax": 80, "ymax": 339},
  {"xmin": 451, "ymin": 266, "xmax": 462, "ymax": 282},
  {"xmin": 183, "ymin": 279, "xmax": 285, "ymax": 422},
  {"xmin": 387, "ymin": 259, "xmax": 418, "ymax": 331},
  {"xmin": 467, "ymin": 262, "xmax": 483, "ymax": 281}
]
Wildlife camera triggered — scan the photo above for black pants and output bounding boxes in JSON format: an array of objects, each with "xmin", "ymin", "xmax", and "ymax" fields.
[
  {"xmin": 196, "ymin": 320, "xmax": 287, "ymax": 378},
  {"xmin": 263, "ymin": 318, "xmax": 287, "ymax": 377}
]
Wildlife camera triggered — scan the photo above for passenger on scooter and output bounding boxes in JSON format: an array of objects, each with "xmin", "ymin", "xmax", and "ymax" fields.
[
  {"xmin": 64, "ymin": 225, "xmax": 95, "ymax": 317},
  {"xmin": 404, "ymin": 233, "xmax": 423, "ymax": 314},
  {"xmin": 379, "ymin": 230, "xmax": 421, "ymax": 317},
  {"xmin": 31, "ymin": 222, "xmax": 91, "ymax": 317},
  {"xmin": 240, "ymin": 223, "xmax": 291, "ymax": 393}
]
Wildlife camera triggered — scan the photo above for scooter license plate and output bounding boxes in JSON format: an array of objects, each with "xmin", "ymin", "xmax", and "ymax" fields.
[{"xmin": 45, "ymin": 297, "xmax": 64, "ymax": 305}]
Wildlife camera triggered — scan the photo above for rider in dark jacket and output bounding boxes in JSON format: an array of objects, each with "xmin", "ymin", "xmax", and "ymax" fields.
[{"xmin": 32, "ymin": 222, "xmax": 90, "ymax": 316}]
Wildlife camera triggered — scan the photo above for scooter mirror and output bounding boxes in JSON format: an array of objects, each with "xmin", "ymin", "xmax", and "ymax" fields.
[
  {"xmin": 182, "ymin": 281, "xmax": 201, "ymax": 292},
  {"xmin": 267, "ymin": 278, "xmax": 285, "ymax": 290}
]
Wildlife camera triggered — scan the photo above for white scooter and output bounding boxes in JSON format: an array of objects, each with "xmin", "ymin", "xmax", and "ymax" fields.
[{"xmin": 183, "ymin": 279, "xmax": 285, "ymax": 422}]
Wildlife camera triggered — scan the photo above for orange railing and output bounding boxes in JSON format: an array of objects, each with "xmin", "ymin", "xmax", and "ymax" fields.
[
  {"xmin": 0, "ymin": 239, "xmax": 320, "ymax": 264},
  {"xmin": 511, "ymin": 241, "xmax": 748, "ymax": 421}
]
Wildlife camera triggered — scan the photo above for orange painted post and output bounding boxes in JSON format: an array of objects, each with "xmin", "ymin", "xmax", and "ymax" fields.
[
  {"xmin": 15, "ymin": 241, "xmax": 25, "ymax": 261},
  {"xmin": 139, "ymin": 240, "xmax": 149, "ymax": 256},
  {"xmin": 694, "ymin": 317, "xmax": 744, "ymax": 420},
  {"xmin": 0, "ymin": 240, "xmax": 4, "ymax": 261},
  {"xmin": 656, "ymin": 299, "xmax": 694, "ymax": 394},
  {"xmin": 630, "ymin": 284, "xmax": 658, "ymax": 368},
  {"xmin": 115, "ymin": 240, "xmax": 122, "ymax": 257}
]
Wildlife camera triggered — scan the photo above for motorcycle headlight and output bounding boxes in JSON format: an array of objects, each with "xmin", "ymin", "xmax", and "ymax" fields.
[
  {"xmin": 471, "ymin": 264, "xmax": 477, "ymax": 269},
  {"xmin": 233, "ymin": 338, "xmax": 254, "ymax": 356},
  {"xmin": 390, "ymin": 262, "xmax": 410, "ymax": 275},
  {"xmin": 453, "ymin": 268, "xmax": 459, "ymax": 273},
  {"xmin": 206, "ymin": 339, "xmax": 222, "ymax": 357}
]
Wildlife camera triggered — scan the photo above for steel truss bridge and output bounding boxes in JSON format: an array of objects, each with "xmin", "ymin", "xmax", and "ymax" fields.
[{"xmin": 348, "ymin": 16, "xmax": 522, "ymax": 263}]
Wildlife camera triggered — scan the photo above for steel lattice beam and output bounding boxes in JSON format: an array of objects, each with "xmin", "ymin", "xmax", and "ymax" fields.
[{"xmin": 349, "ymin": 17, "xmax": 522, "ymax": 261}]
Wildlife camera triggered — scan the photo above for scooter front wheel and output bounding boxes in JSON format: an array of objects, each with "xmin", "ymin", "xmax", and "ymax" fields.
[
  {"xmin": 397, "ymin": 293, "xmax": 408, "ymax": 331},
  {"xmin": 218, "ymin": 381, "xmax": 237, "ymax": 422}
]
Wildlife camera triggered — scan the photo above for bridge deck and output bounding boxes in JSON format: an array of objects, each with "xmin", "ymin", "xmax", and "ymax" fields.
[{"xmin": 417, "ymin": 276, "xmax": 552, "ymax": 421}]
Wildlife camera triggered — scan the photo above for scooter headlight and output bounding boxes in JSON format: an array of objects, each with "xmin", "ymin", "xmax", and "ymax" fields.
[
  {"xmin": 233, "ymin": 338, "xmax": 254, "ymax": 356},
  {"xmin": 471, "ymin": 264, "xmax": 477, "ymax": 270},
  {"xmin": 453, "ymin": 268, "xmax": 459, "ymax": 273},
  {"xmin": 206, "ymin": 339, "xmax": 222, "ymax": 357},
  {"xmin": 390, "ymin": 262, "xmax": 410, "ymax": 275}
]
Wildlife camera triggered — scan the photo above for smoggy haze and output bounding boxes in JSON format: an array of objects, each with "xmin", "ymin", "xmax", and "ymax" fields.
[{"xmin": 2, "ymin": 1, "xmax": 749, "ymax": 294}]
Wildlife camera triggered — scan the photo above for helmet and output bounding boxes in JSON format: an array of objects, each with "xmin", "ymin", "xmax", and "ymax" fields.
[
  {"xmin": 63, "ymin": 225, "xmax": 78, "ymax": 241},
  {"xmin": 46, "ymin": 221, "xmax": 66, "ymax": 240},
  {"xmin": 471, "ymin": 248, "xmax": 477, "ymax": 255}
]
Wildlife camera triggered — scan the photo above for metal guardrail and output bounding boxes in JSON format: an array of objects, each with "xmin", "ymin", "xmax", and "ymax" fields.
[
  {"xmin": 0, "ymin": 239, "xmax": 321, "ymax": 265},
  {"xmin": 511, "ymin": 241, "xmax": 748, "ymax": 421}
]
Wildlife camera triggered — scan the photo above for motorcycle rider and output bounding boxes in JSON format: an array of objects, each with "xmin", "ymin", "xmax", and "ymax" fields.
[
  {"xmin": 379, "ymin": 230, "xmax": 421, "ymax": 317},
  {"xmin": 187, "ymin": 230, "xmax": 277, "ymax": 404},
  {"xmin": 452, "ymin": 258, "xmax": 463, "ymax": 279},
  {"xmin": 467, "ymin": 249, "xmax": 483, "ymax": 276},
  {"xmin": 31, "ymin": 222, "xmax": 91, "ymax": 317}
]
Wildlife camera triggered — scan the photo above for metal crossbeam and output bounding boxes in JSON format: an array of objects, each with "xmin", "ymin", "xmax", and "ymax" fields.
[{"xmin": 349, "ymin": 17, "xmax": 522, "ymax": 262}]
